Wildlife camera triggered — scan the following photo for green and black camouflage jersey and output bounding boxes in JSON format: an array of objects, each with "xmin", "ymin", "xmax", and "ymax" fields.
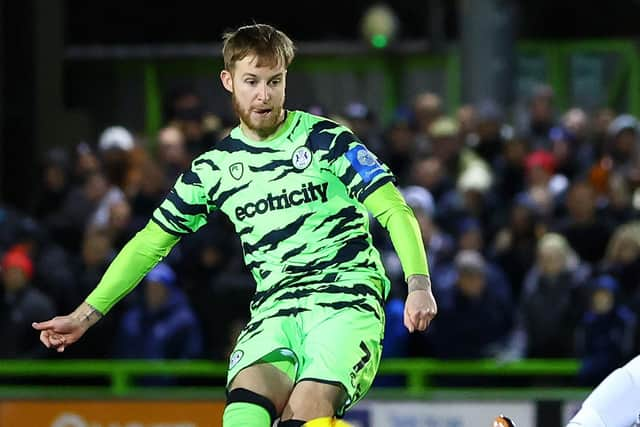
[{"xmin": 152, "ymin": 110, "xmax": 395, "ymax": 316}]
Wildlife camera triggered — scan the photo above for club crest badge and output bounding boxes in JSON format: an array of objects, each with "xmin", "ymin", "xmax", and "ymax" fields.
[
  {"xmin": 229, "ymin": 162, "xmax": 244, "ymax": 180},
  {"xmin": 292, "ymin": 146, "xmax": 312, "ymax": 170},
  {"xmin": 357, "ymin": 148, "xmax": 377, "ymax": 166},
  {"xmin": 229, "ymin": 350, "xmax": 244, "ymax": 369}
]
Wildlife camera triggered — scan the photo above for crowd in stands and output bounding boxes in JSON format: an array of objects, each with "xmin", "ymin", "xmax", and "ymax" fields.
[{"xmin": 1, "ymin": 83, "xmax": 640, "ymax": 388}]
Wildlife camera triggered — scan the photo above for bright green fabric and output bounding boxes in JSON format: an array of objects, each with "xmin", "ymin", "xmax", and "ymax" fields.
[
  {"xmin": 222, "ymin": 401, "xmax": 271, "ymax": 427},
  {"xmin": 152, "ymin": 110, "xmax": 395, "ymax": 314},
  {"xmin": 227, "ymin": 286, "xmax": 384, "ymax": 416},
  {"xmin": 364, "ymin": 182, "xmax": 430, "ymax": 279},
  {"xmin": 85, "ymin": 221, "xmax": 180, "ymax": 314}
]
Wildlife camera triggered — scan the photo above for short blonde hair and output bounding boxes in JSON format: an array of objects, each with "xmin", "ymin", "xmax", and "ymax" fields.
[{"xmin": 222, "ymin": 24, "xmax": 295, "ymax": 71}]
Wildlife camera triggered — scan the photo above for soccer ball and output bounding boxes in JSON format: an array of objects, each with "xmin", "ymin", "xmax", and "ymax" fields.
[
  {"xmin": 304, "ymin": 417, "xmax": 353, "ymax": 426},
  {"xmin": 493, "ymin": 415, "xmax": 516, "ymax": 427}
]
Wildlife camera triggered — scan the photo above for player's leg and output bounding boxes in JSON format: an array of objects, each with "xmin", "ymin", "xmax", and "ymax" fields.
[
  {"xmin": 567, "ymin": 355, "xmax": 640, "ymax": 427},
  {"xmin": 278, "ymin": 380, "xmax": 347, "ymax": 425},
  {"xmin": 279, "ymin": 292, "xmax": 385, "ymax": 424},
  {"xmin": 224, "ymin": 361, "xmax": 295, "ymax": 426},
  {"xmin": 223, "ymin": 315, "xmax": 302, "ymax": 427}
]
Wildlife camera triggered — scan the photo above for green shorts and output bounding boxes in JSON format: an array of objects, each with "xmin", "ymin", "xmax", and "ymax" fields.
[{"xmin": 226, "ymin": 290, "xmax": 385, "ymax": 414}]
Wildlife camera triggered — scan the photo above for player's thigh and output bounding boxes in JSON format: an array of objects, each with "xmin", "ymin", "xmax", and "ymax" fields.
[
  {"xmin": 280, "ymin": 379, "xmax": 346, "ymax": 421},
  {"xmin": 227, "ymin": 312, "xmax": 300, "ymax": 385},
  {"xmin": 226, "ymin": 315, "xmax": 301, "ymax": 412},
  {"xmin": 298, "ymin": 304, "xmax": 384, "ymax": 414},
  {"xmin": 229, "ymin": 362, "xmax": 294, "ymax": 414}
]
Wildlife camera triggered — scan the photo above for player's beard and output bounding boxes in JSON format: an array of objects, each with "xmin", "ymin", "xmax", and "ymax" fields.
[{"xmin": 233, "ymin": 93, "xmax": 284, "ymax": 139}]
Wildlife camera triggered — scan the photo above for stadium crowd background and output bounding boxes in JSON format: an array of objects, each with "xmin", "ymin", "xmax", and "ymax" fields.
[{"xmin": 2, "ymin": 1, "xmax": 640, "ymax": 391}]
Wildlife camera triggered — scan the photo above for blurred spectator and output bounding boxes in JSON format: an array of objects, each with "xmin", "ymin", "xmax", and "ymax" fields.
[
  {"xmin": 469, "ymin": 98, "xmax": 510, "ymax": 167},
  {"xmin": 11, "ymin": 217, "xmax": 75, "ymax": 313},
  {"xmin": 33, "ymin": 148, "xmax": 72, "ymax": 220},
  {"xmin": 420, "ymin": 250, "xmax": 513, "ymax": 359},
  {"xmin": 511, "ymin": 233, "xmax": 588, "ymax": 359},
  {"xmin": 0, "ymin": 204, "xmax": 24, "ymax": 253},
  {"xmin": 380, "ymin": 107, "xmax": 418, "ymax": 186},
  {"xmin": 114, "ymin": 262, "xmax": 203, "ymax": 363},
  {"xmin": 72, "ymin": 142, "xmax": 101, "ymax": 183},
  {"xmin": 413, "ymin": 91, "xmax": 443, "ymax": 153},
  {"xmin": 429, "ymin": 116, "xmax": 491, "ymax": 184},
  {"xmin": 44, "ymin": 170, "xmax": 110, "ymax": 254},
  {"xmin": 591, "ymin": 107, "xmax": 616, "ymax": 158},
  {"xmin": 98, "ymin": 126, "xmax": 135, "ymax": 192},
  {"xmin": 520, "ymin": 149, "xmax": 568, "ymax": 219},
  {"xmin": 600, "ymin": 173, "xmax": 639, "ymax": 227},
  {"xmin": 448, "ymin": 217, "xmax": 512, "ymax": 303},
  {"xmin": 492, "ymin": 195, "xmax": 543, "ymax": 299},
  {"xmin": 555, "ymin": 180, "xmax": 613, "ymax": 264},
  {"xmin": 518, "ymin": 83, "xmax": 557, "ymax": 149},
  {"xmin": 575, "ymin": 275, "xmax": 637, "ymax": 386},
  {"xmin": 343, "ymin": 102, "xmax": 384, "ymax": 153},
  {"xmin": 129, "ymin": 158, "xmax": 170, "ymax": 230},
  {"xmin": 456, "ymin": 104, "xmax": 478, "ymax": 147},
  {"xmin": 600, "ymin": 221, "xmax": 640, "ymax": 304},
  {"xmin": 88, "ymin": 176, "xmax": 127, "ymax": 232},
  {"xmin": 549, "ymin": 108, "xmax": 595, "ymax": 179},
  {"xmin": 493, "ymin": 135, "xmax": 528, "ymax": 205},
  {"xmin": 410, "ymin": 155, "xmax": 454, "ymax": 204},
  {"xmin": 0, "ymin": 245, "xmax": 55, "ymax": 358},
  {"xmin": 436, "ymin": 164, "xmax": 496, "ymax": 237},
  {"xmin": 75, "ymin": 229, "xmax": 115, "ymax": 301},
  {"xmin": 165, "ymin": 87, "xmax": 215, "ymax": 157},
  {"xmin": 603, "ymin": 114, "xmax": 640, "ymax": 186},
  {"xmin": 157, "ymin": 125, "xmax": 191, "ymax": 185}
]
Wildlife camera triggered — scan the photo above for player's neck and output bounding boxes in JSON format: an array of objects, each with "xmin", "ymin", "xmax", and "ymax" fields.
[{"xmin": 239, "ymin": 110, "xmax": 287, "ymax": 142}]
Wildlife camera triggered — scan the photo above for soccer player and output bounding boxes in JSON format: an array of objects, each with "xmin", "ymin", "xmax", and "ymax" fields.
[
  {"xmin": 567, "ymin": 355, "xmax": 640, "ymax": 427},
  {"xmin": 32, "ymin": 24, "xmax": 437, "ymax": 426}
]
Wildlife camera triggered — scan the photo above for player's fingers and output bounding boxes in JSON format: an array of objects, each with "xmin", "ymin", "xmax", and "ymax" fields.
[
  {"xmin": 50, "ymin": 334, "xmax": 66, "ymax": 347},
  {"xmin": 417, "ymin": 314, "xmax": 428, "ymax": 331},
  {"xmin": 411, "ymin": 311, "xmax": 428, "ymax": 331},
  {"xmin": 32, "ymin": 320, "xmax": 55, "ymax": 331},
  {"xmin": 39, "ymin": 331, "xmax": 51, "ymax": 348},
  {"xmin": 403, "ymin": 307, "xmax": 415, "ymax": 332}
]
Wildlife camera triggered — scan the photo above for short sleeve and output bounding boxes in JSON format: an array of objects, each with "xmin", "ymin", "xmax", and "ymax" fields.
[{"xmin": 151, "ymin": 158, "xmax": 220, "ymax": 235}]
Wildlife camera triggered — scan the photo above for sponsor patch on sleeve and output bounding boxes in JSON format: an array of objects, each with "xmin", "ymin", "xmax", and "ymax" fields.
[{"xmin": 345, "ymin": 144, "xmax": 384, "ymax": 184}]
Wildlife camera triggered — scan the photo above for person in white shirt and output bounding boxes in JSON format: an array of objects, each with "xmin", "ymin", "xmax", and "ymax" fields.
[{"xmin": 567, "ymin": 355, "xmax": 640, "ymax": 427}]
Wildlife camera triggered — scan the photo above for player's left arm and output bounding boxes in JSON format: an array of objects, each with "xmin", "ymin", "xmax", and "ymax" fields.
[{"xmin": 364, "ymin": 182, "xmax": 437, "ymax": 332}]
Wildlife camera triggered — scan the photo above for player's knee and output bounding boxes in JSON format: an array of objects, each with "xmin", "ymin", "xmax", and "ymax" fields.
[
  {"xmin": 281, "ymin": 380, "xmax": 346, "ymax": 421},
  {"xmin": 226, "ymin": 387, "xmax": 279, "ymax": 423},
  {"xmin": 229, "ymin": 362, "xmax": 293, "ymax": 413}
]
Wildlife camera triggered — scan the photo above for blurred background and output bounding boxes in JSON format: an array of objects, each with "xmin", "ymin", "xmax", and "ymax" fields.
[{"xmin": 2, "ymin": 1, "xmax": 640, "ymax": 425}]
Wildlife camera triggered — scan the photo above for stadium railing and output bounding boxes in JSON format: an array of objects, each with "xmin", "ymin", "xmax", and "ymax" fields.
[{"xmin": 0, "ymin": 358, "xmax": 590, "ymax": 401}]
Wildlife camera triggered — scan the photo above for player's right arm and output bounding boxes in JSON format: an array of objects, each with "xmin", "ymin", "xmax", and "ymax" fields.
[
  {"xmin": 32, "ymin": 221, "xmax": 181, "ymax": 352},
  {"xmin": 32, "ymin": 157, "xmax": 217, "ymax": 352}
]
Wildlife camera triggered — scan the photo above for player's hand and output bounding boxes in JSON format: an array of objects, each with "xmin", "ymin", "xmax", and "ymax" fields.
[
  {"xmin": 404, "ymin": 275, "xmax": 437, "ymax": 332},
  {"xmin": 32, "ymin": 302, "xmax": 102, "ymax": 352},
  {"xmin": 32, "ymin": 315, "xmax": 88, "ymax": 352}
]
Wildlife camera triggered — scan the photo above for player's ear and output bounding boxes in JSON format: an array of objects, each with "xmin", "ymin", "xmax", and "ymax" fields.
[{"xmin": 220, "ymin": 70, "xmax": 233, "ymax": 93}]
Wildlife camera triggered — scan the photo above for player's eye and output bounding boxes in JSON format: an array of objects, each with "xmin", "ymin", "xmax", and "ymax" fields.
[
  {"xmin": 245, "ymin": 79, "xmax": 256, "ymax": 85},
  {"xmin": 269, "ymin": 79, "xmax": 281, "ymax": 86}
]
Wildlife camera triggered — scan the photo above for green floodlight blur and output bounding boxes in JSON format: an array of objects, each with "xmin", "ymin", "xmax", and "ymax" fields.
[
  {"xmin": 371, "ymin": 34, "xmax": 388, "ymax": 49},
  {"xmin": 361, "ymin": 3, "xmax": 398, "ymax": 50}
]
